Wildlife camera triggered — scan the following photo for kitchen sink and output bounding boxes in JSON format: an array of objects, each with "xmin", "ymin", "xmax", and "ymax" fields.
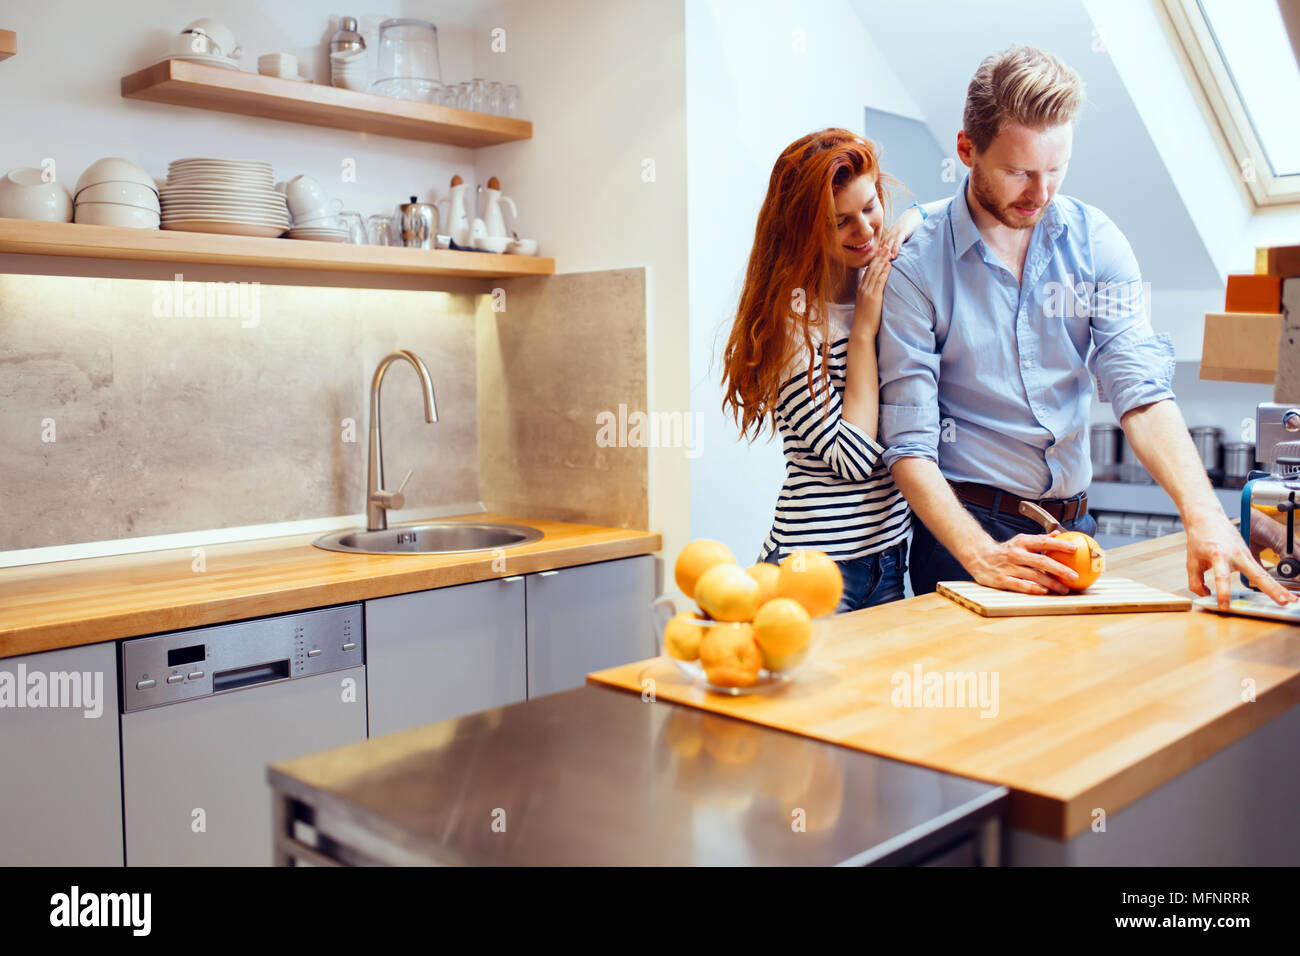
[{"xmin": 313, "ymin": 521, "xmax": 544, "ymax": 555}]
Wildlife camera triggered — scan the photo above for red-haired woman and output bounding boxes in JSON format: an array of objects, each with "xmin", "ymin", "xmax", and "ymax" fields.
[{"xmin": 721, "ymin": 128, "xmax": 941, "ymax": 612}]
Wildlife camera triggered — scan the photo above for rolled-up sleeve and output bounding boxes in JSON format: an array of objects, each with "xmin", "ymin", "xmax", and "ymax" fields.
[
  {"xmin": 1085, "ymin": 213, "xmax": 1176, "ymax": 419},
  {"xmin": 877, "ymin": 263, "xmax": 942, "ymax": 468}
]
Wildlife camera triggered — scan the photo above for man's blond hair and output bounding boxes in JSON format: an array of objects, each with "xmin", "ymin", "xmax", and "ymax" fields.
[{"xmin": 963, "ymin": 45, "xmax": 1085, "ymax": 152}]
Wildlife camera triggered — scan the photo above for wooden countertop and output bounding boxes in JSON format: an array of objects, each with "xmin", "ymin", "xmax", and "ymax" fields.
[
  {"xmin": 588, "ymin": 533, "xmax": 1300, "ymax": 840},
  {"xmin": 0, "ymin": 513, "xmax": 660, "ymax": 658}
]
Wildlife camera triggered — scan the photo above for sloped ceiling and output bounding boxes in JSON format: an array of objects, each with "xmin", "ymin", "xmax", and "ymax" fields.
[{"xmin": 850, "ymin": 0, "xmax": 1222, "ymax": 291}]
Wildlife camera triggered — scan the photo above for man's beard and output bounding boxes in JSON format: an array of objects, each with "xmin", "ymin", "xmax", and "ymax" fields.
[{"xmin": 970, "ymin": 164, "xmax": 1044, "ymax": 230}]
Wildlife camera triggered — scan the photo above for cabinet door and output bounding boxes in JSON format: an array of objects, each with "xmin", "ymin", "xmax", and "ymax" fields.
[
  {"xmin": 121, "ymin": 666, "xmax": 366, "ymax": 867},
  {"xmin": 365, "ymin": 576, "xmax": 527, "ymax": 738},
  {"xmin": 526, "ymin": 555, "xmax": 655, "ymax": 698},
  {"xmin": 0, "ymin": 643, "xmax": 123, "ymax": 865}
]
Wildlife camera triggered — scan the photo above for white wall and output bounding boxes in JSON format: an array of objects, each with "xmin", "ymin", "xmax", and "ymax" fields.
[
  {"xmin": 473, "ymin": 0, "xmax": 690, "ymax": 596},
  {"xmin": 685, "ymin": 0, "xmax": 923, "ymax": 572}
]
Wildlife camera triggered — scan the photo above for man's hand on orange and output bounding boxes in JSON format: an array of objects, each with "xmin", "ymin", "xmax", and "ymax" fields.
[
  {"xmin": 965, "ymin": 533, "xmax": 1081, "ymax": 595},
  {"xmin": 1184, "ymin": 508, "xmax": 1296, "ymax": 609}
]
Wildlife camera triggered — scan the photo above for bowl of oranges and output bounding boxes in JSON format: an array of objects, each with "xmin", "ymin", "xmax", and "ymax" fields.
[{"xmin": 650, "ymin": 539, "xmax": 844, "ymax": 695}]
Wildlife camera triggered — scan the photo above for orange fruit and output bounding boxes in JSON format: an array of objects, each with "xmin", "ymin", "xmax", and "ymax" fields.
[
  {"xmin": 674, "ymin": 539, "xmax": 736, "ymax": 599},
  {"xmin": 745, "ymin": 562, "xmax": 781, "ymax": 604},
  {"xmin": 698, "ymin": 623, "xmax": 763, "ymax": 688},
  {"xmin": 663, "ymin": 710, "xmax": 704, "ymax": 759},
  {"xmin": 1053, "ymin": 531, "xmax": 1105, "ymax": 591},
  {"xmin": 663, "ymin": 611, "xmax": 707, "ymax": 661},
  {"xmin": 695, "ymin": 563, "xmax": 761, "ymax": 622},
  {"xmin": 776, "ymin": 550, "xmax": 843, "ymax": 618},
  {"xmin": 752, "ymin": 597, "xmax": 812, "ymax": 668},
  {"xmin": 701, "ymin": 715, "xmax": 761, "ymax": 765}
]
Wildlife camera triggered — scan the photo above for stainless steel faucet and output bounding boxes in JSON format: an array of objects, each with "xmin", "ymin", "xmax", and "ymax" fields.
[{"xmin": 367, "ymin": 350, "xmax": 438, "ymax": 531}]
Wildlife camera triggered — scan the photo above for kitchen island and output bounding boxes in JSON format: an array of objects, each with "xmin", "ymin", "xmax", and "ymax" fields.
[
  {"xmin": 267, "ymin": 684, "xmax": 1008, "ymax": 866},
  {"xmin": 590, "ymin": 532, "xmax": 1300, "ymax": 865}
]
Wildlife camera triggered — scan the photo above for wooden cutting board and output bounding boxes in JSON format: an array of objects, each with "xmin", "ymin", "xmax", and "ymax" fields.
[{"xmin": 937, "ymin": 576, "xmax": 1191, "ymax": 616}]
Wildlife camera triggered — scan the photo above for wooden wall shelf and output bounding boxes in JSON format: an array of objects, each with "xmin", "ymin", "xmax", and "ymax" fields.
[
  {"xmin": 0, "ymin": 30, "xmax": 16, "ymax": 61},
  {"xmin": 121, "ymin": 59, "xmax": 532, "ymax": 148},
  {"xmin": 0, "ymin": 218, "xmax": 555, "ymax": 280}
]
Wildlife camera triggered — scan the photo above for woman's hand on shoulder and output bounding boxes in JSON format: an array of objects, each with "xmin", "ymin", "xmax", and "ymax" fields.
[
  {"xmin": 853, "ymin": 254, "xmax": 891, "ymax": 336},
  {"xmin": 879, "ymin": 205, "xmax": 925, "ymax": 260}
]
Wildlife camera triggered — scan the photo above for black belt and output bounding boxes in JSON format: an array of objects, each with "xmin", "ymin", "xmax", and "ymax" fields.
[{"xmin": 950, "ymin": 481, "xmax": 1088, "ymax": 523}]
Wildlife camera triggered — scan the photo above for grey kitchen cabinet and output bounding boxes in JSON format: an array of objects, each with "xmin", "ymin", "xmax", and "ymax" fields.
[
  {"xmin": 0, "ymin": 642, "xmax": 124, "ymax": 865},
  {"xmin": 121, "ymin": 666, "xmax": 367, "ymax": 867},
  {"xmin": 526, "ymin": 555, "xmax": 655, "ymax": 697},
  {"xmin": 365, "ymin": 576, "xmax": 527, "ymax": 738}
]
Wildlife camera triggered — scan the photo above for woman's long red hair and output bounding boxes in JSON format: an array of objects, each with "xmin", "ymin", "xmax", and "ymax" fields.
[{"xmin": 721, "ymin": 129, "xmax": 891, "ymax": 442}]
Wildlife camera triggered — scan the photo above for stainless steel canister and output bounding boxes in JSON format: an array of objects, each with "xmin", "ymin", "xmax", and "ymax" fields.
[
  {"xmin": 1089, "ymin": 423, "xmax": 1122, "ymax": 481},
  {"xmin": 1222, "ymin": 442, "xmax": 1257, "ymax": 488},
  {"xmin": 398, "ymin": 196, "xmax": 438, "ymax": 249}
]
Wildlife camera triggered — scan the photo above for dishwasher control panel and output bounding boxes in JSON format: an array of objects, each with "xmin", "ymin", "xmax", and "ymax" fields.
[{"xmin": 121, "ymin": 604, "xmax": 364, "ymax": 712}]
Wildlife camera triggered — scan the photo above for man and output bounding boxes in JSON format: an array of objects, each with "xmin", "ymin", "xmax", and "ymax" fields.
[{"xmin": 878, "ymin": 44, "xmax": 1292, "ymax": 609}]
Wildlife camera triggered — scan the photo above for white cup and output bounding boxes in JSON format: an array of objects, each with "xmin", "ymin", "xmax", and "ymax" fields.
[
  {"xmin": 184, "ymin": 18, "xmax": 241, "ymax": 59},
  {"xmin": 285, "ymin": 175, "xmax": 335, "ymax": 220}
]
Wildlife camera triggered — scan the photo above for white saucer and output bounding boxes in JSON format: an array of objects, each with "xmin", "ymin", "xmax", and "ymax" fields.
[{"xmin": 160, "ymin": 54, "xmax": 241, "ymax": 71}]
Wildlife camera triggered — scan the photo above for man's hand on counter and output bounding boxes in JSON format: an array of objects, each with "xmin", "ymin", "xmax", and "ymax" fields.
[{"xmin": 1184, "ymin": 506, "xmax": 1297, "ymax": 609}]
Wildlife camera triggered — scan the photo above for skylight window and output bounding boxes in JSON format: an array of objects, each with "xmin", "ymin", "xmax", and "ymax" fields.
[{"xmin": 1163, "ymin": 0, "xmax": 1300, "ymax": 207}]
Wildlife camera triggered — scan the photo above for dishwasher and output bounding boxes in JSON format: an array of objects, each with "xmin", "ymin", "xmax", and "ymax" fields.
[{"xmin": 120, "ymin": 603, "xmax": 367, "ymax": 866}]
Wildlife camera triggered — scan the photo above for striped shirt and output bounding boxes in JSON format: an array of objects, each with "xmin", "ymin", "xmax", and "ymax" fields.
[{"xmin": 758, "ymin": 302, "xmax": 912, "ymax": 563}]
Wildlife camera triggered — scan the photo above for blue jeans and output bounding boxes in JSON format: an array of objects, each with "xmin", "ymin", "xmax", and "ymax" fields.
[
  {"xmin": 758, "ymin": 541, "xmax": 908, "ymax": 613},
  {"xmin": 908, "ymin": 500, "xmax": 1098, "ymax": 596}
]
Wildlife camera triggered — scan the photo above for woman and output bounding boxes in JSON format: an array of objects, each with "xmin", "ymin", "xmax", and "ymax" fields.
[{"xmin": 720, "ymin": 128, "xmax": 941, "ymax": 613}]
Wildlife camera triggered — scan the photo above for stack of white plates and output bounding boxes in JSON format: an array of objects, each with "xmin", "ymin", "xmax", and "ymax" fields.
[
  {"xmin": 160, "ymin": 158, "xmax": 289, "ymax": 238},
  {"xmin": 288, "ymin": 223, "xmax": 348, "ymax": 242}
]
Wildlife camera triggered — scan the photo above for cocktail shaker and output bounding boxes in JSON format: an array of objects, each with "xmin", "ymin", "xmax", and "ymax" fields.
[
  {"xmin": 330, "ymin": 16, "xmax": 366, "ymax": 55},
  {"xmin": 398, "ymin": 195, "xmax": 438, "ymax": 248}
]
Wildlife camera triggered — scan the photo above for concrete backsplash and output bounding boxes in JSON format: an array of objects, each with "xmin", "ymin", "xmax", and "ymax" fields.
[
  {"xmin": 478, "ymin": 268, "xmax": 649, "ymax": 531},
  {"xmin": 0, "ymin": 274, "xmax": 480, "ymax": 552},
  {"xmin": 0, "ymin": 266, "xmax": 649, "ymax": 553}
]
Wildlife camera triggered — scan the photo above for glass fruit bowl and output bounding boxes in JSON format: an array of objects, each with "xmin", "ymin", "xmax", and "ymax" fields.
[{"xmin": 649, "ymin": 595, "xmax": 822, "ymax": 696}]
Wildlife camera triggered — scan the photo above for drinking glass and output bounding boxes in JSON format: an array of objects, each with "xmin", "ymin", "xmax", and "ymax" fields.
[
  {"xmin": 503, "ymin": 84, "xmax": 521, "ymax": 118},
  {"xmin": 366, "ymin": 214, "xmax": 396, "ymax": 246},
  {"xmin": 339, "ymin": 211, "xmax": 367, "ymax": 245},
  {"xmin": 486, "ymin": 81, "xmax": 504, "ymax": 115},
  {"xmin": 468, "ymin": 77, "xmax": 488, "ymax": 112}
]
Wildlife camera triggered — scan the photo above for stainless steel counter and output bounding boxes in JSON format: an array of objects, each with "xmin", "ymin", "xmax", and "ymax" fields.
[{"xmin": 267, "ymin": 685, "xmax": 1007, "ymax": 866}]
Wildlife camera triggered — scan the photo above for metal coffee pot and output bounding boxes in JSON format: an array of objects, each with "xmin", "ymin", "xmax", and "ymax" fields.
[{"xmin": 398, "ymin": 195, "xmax": 438, "ymax": 248}]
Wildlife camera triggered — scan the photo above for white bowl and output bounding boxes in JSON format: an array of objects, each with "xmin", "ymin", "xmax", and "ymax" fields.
[
  {"xmin": 506, "ymin": 238, "xmax": 538, "ymax": 256},
  {"xmin": 74, "ymin": 202, "xmax": 161, "ymax": 229},
  {"xmin": 74, "ymin": 181, "xmax": 160, "ymax": 210},
  {"xmin": 475, "ymin": 236, "xmax": 510, "ymax": 254},
  {"xmin": 75, "ymin": 158, "xmax": 155, "ymax": 197},
  {"xmin": 0, "ymin": 168, "xmax": 74, "ymax": 221}
]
